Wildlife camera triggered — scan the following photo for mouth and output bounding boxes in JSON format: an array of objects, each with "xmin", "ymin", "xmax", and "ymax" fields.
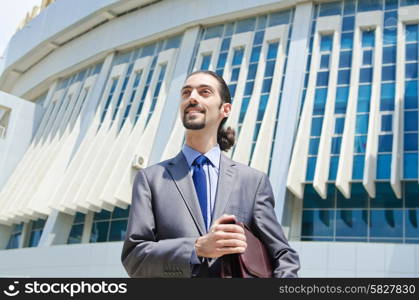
[{"xmin": 185, "ymin": 107, "xmax": 205, "ymax": 115}]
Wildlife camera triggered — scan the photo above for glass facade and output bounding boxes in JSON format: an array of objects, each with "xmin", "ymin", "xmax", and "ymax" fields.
[
  {"xmin": 6, "ymin": 223, "xmax": 24, "ymax": 249},
  {"xmin": 67, "ymin": 212, "xmax": 86, "ymax": 244},
  {"xmin": 90, "ymin": 206, "xmax": 130, "ymax": 243},
  {"xmin": 28, "ymin": 219, "xmax": 46, "ymax": 248}
]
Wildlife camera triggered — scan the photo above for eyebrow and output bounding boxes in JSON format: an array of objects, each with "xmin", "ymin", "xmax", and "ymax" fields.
[{"xmin": 181, "ymin": 84, "xmax": 214, "ymax": 91}]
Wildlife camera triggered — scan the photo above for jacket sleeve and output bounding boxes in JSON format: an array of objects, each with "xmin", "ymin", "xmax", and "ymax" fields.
[
  {"xmin": 121, "ymin": 169, "xmax": 196, "ymax": 278},
  {"xmin": 251, "ymin": 173, "xmax": 300, "ymax": 278}
]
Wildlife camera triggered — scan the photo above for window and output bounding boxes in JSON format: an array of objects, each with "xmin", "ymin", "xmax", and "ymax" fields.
[
  {"xmin": 28, "ymin": 219, "xmax": 46, "ymax": 248},
  {"xmin": 67, "ymin": 213, "xmax": 86, "ymax": 244},
  {"xmin": 90, "ymin": 206, "xmax": 130, "ymax": 243},
  {"xmin": 6, "ymin": 223, "xmax": 24, "ymax": 249}
]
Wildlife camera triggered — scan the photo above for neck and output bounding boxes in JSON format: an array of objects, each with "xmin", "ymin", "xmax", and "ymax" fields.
[{"xmin": 185, "ymin": 128, "xmax": 218, "ymax": 154}]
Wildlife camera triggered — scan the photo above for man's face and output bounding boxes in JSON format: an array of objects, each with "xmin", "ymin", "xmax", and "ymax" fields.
[{"xmin": 180, "ymin": 73, "xmax": 229, "ymax": 131}]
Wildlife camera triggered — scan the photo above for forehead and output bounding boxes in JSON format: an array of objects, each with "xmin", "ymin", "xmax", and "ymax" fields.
[{"xmin": 183, "ymin": 73, "xmax": 220, "ymax": 89}]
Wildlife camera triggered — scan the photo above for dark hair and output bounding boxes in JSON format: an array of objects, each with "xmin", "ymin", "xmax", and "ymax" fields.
[{"xmin": 185, "ymin": 70, "xmax": 236, "ymax": 152}]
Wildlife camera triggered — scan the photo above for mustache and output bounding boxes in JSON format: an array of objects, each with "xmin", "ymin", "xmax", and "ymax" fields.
[{"xmin": 184, "ymin": 103, "xmax": 206, "ymax": 113}]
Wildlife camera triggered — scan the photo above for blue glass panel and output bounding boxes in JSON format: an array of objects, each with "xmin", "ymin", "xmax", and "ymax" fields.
[
  {"xmin": 232, "ymin": 48, "xmax": 244, "ymax": 65},
  {"xmin": 311, "ymin": 117, "xmax": 324, "ymax": 136},
  {"xmin": 354, "ymin": 135, "xmax": 367, "ymax": 153},
  {"xmin": 352, "ymin": 154, "xmax": 365, "ymax": 179},
  {"xmin": 406, "ymin": 43, "xmax": 418, "ymax": 61},
  {"xmin": 339, "ymin": 51, "xmax": 352, "ymax": 68},
  {"xmin": 264, "ymin": 60, "xmax": 275, "ymax": 77},
  {"xmin": 335, "ymin": 117, "xmax": 345, "ymax": 134},
  {"xmin": 257, "ymin": 16, "xmax": 267, "ymax": 30},
  {"xmin": 67, "ymin": 224, "xmax": 83, "ymax": 244},
  {"xmin": 220, "ymin": 38, "xmax": 231, "ymax": 51},
  {"xmin": 356, "ymin": 114, "xmax": 369, "ymax": 134},
  {"xmin": 405, "ymin": 80, "xmax": 418, "ymax": 109},
  {"xmin": 376, "ymin": 154, "xmax": 392, "ymax": 179},
  {"xmin": 374, "ymin": 184, "xmax": 398, "ymax": 205},
  {"xmin": 378, "ymin": 134, "xmax": 393, "ymax": 152},
  {"xmin": 235, "ymin": 18, "xmax": 256, "ymax": 34},
  {"xmin": 357, "ymin": 85, "xmax": 371, "ymax": 112},
  {"xmin": 337, "ymin": 183, "xmax": 368, "ymax": 208},
  {"xmin": 362, "ymin": 31, "xmax": 375, "ymax": 47},
  {"xmin": 319, "ymin": 1, "xmax": 341, "ymax": 16},
  {"xmin": 112, "ymin": 206, "xmax": 130, "ymax": 219},
  {"xmin": 253, "ymin": 31, "xmax": 264, "ymax": 45},
  {"xmin": 363, "ymin": 50, "xmax": 373, "ymax": 65},
  {"xmin": 381, "ymin": 114, "xmax": 394, "ymax": 132},
  {"xmin": 316, "ymin": 71, "xmax": 329, "ymax": 86},
  {"xmin": 269, "ymin": 11, "xmax": 290, "ymax": 26},
  {"xmin": 244, "ymin": 81, "xmax": 254, "ymax": 96},
  {"xmin": 320, "ymin": 54, "xmax": 330, "ymax": 69},
  {"xmin": 228, "ymin": 84, "xmax": 236, "ymax": 97},
  {"xmin": 200, "ymin": 55, "xmax": 211, "ymax": 70},
  {"xmin": 6, "ymin": 234, "xmax": 20, "ymax": 249},
  {"xmin": 359, "ymin": 68, "xmax": 372, "ymax": 83},
  {"xmin": 74, "ymin": 212, "xmax": 85, "ymax": 224},
  {"xmin": 247, "ymin": 63, "xmax": 257, "ymax": 80},
  {"xmin": 405, "ymin": 133, "xmax": 418, "ymax": 151},
  {"xmin": 370, "ymin": 209, "xmax": 403, "ymax": 238},
  {"xmin": 90, "ymin": 221, "xmax": 110, "ymax": 242},
  {"xmin": 383, "ymin": 28, "xmax": 397, "ymax": 45},
  {"xmin": 108, "ymin": 220, "xmax": 128, "ymax": 241},
  {"xmin": 239, "ymin": 97, "xmax": 250, "ymax": 123},
  {"xmin": 406, "ymin": 24, "xmax": 419, "ymax": 42},
  {"xmin": 329, "ymin": 156, "xmax": 339, "ymax": 180},
  {"xmin": 406, "ymin": 209, "xmax": 419, "ymax": 237},
  {"xmin": 94, "ymin": 210, "xmax": 111, "ymax": 221},
  {"xmin": 32, "ymin": 219, "xmax": 46, "ymax": 230},
  {"xmin": 253, "ymin": 123, "xmax": 261, "ymax": 141},
  {"xmin": 204, "ymin": 25, "xmax": 224, "ymax": 39},
  {"xmin": 385, "ymin": 0, "xmax": 398, "ymax": 9},
  {"xmin": 336, "ymin": 210, "xmax": 368, "ymax": 237},
  {"xmin": 335, "ymin": 86, "xmax": 349, "ymax": 113},
  {"xmin": 309, "ymin": 138, "xmax": 320, "ymax": 155},
  {"xmin": 382, "ymin": 46, "xmax": 396, "ymax": 64},
  {"xmin": 338, "ymin": 69, "xmax": 350, "ymax": 84},
  {"xmin": 231, "ymin": 68, "xmax": 240, "ymax": 81},
  {"xmin": 301, "ymin": 210, "xmax": 335, "ymax": 237},
  {"xmin": 341, "ymin": 32, "xmax": 354, "ymax": 49},
  {"xmin": 384, "ymin": 11, "xmax": 398, "ymax": 27},
  {"xmin": 358, "ymin": 0, "xmax": 382, "ymax": 12},
  {"xmin": 404, "ymin": 153, "xmax": 418, "ymax": 179},
  {"xmin": 382, "ymin": 65, "xmax": 396, "ymax": 81},
  {"xmin": 306, "ymin": 157, "xmax": 317, "ymax": 181},
  {"xmin": 405, "ymin": 111, "xmax": 418, "ymax": 131},
  {"xmin": 250, "ymin": 46, "xmax": 261, "ymax": 63},
  {"xmin": 342, "ymin": 16, "xmax": 354, "ymax": 31},
  {"xmin": 406, "ymin": 182, "xmax": 419, "ymax": 207},
  {"xmin": 344, "ymin": 0, "xmax": 356, "ymax": 14},
  {"xmin": 262, "ymin": 78, "xmax": 272, "ymax": 93},
  {"xmin": 303, "ymin": 184, "xmax": 335, "ymax": 208},
  {"xmin": 28, "ymin": 230, "xmax": 43, "ymax": 247},
  {"xmin": 313, "ymin": 88, "xmax": 327, "ymax": 115},
  {"xmin": 225, "ymin": 23, "xmax": 234, "ymax": 36},
  {"xmin": 267, "ymin": 42, "xmax": 279, "ymax": 59},
  {"xmin": 380, "ymin": 83, "xmax": 395, "ymax": 111},
  {"xmin": 406, "ymin": 63, "xmax": 418, "ymax": 79},
  {"xmin": 320, "ymin": 35, "xmax": 333, "ymax": 52},
  {"xmin": 331, "ymin": 137, "xmax": 342, "ymax": 154},
  {"xmin": 216, "ymin": 52, "xmax": 227, "ymax": 68}
]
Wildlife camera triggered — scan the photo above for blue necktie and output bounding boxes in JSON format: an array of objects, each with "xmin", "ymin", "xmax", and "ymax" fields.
[{"xmin": 192, "ymin": 155, "xmax": 209, "ymax": 230}]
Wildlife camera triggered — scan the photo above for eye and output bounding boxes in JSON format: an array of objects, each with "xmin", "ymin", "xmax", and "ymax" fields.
[
  {"xmin": 201, "ymin": 89, "xmax": 211, "ymax": 95},
  {"xmin": 181, "ymin": 89, "xmax": 191, "ymax": 97}
]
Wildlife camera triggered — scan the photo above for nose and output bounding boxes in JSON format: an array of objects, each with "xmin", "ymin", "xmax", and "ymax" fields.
[{"xmin": 188, "ymin": 88, "xmax": 199, "ymax": 104}]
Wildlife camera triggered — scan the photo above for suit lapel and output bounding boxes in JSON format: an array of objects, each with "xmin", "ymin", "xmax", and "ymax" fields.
[
  {"xmin": 211, "ymin": 153, "xmax": 236, "ymax": 225},
  {"xmin": 165, "ymin": 152, "xmax": 206, "ymax": 235}
]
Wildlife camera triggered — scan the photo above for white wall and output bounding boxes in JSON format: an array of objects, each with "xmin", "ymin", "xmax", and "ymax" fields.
[{"xmin": 0, "ymin": 92, "xmax": 37, "ymax": 190}]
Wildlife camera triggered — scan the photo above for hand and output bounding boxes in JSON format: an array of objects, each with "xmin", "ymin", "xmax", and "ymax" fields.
[{"xmin": 194, "ymin": 214, "xmax": 247, "ymax": 258}]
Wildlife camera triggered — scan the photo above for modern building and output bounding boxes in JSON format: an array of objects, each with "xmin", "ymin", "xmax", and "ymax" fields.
[{"xmin": 0, "ymin": 0, "xmax": 418, "ymax": 277}]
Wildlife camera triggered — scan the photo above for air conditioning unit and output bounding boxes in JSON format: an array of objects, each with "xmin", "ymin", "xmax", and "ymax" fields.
[{"xmin": 132, "ymin": 154, "xmax": 144, "ymax": 170}]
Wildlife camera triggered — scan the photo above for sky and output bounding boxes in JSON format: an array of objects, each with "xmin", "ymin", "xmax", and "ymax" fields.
[{"xmin": 0, "ymin": 0, "xmax": 43, "ymax": 58}]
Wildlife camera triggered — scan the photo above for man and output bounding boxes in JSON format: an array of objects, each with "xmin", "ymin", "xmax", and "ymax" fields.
[{"xmin": 121, "ymin": 70, "xmax": 300, "ymax": 277}]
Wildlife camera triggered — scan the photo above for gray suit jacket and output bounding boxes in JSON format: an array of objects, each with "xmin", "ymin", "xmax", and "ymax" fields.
[{"xmin": 121, "ymin": 151, "xmax": 300, "ymax": 277}]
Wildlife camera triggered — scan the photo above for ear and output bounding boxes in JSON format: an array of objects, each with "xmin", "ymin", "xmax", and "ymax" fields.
[{"xmin": 220, "ymin": 102, "xmax": 232, "ymax": 118}]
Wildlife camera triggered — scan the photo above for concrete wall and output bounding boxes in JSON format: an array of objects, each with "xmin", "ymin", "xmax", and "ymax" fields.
[
  {"xmin": 0, "ymin": 241, "xmax": 417, "ymax": 277},
  {"xmin": 0, "ymin": 92, "xmax": 38, "ymax": 190}
]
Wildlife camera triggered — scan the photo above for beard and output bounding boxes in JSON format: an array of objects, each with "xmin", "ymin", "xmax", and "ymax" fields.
[
  {"xmin": 182, "ymin": 113, "xmax": 206, "ymax": 130},
  {"xmin": 182, "ymin": 104, "xmax": 206, "ymax": 130}
]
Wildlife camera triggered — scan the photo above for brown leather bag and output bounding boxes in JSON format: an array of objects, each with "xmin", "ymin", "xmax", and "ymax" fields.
[{"xmin": 220, "ymin": 221, "xmax": 273, "ymax": 278}]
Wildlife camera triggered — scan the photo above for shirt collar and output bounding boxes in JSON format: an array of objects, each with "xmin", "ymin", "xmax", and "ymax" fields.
[{"xmin": 182, "ymin": 143, "xmax": 221, "ymax": 169}]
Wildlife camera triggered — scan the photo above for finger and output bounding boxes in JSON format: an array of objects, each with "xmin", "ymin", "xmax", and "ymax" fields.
[
  {"xmin": 217, "ymin": 246, "xmax": 246, "ymax": 255},
  {"xmin": 213, "ymin": 232, "xmax": 246, "ymax": 241},
  {"xmin": 212, "ymin": 224, "xmax": 244, "ymax": 234},
  {"xmin": 212, "ymin": 214, "xmax": 236, "ymax": 226},
  {"xmin": 216, "ymin": 239, "xmax": 247, "ymax": 248}
]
